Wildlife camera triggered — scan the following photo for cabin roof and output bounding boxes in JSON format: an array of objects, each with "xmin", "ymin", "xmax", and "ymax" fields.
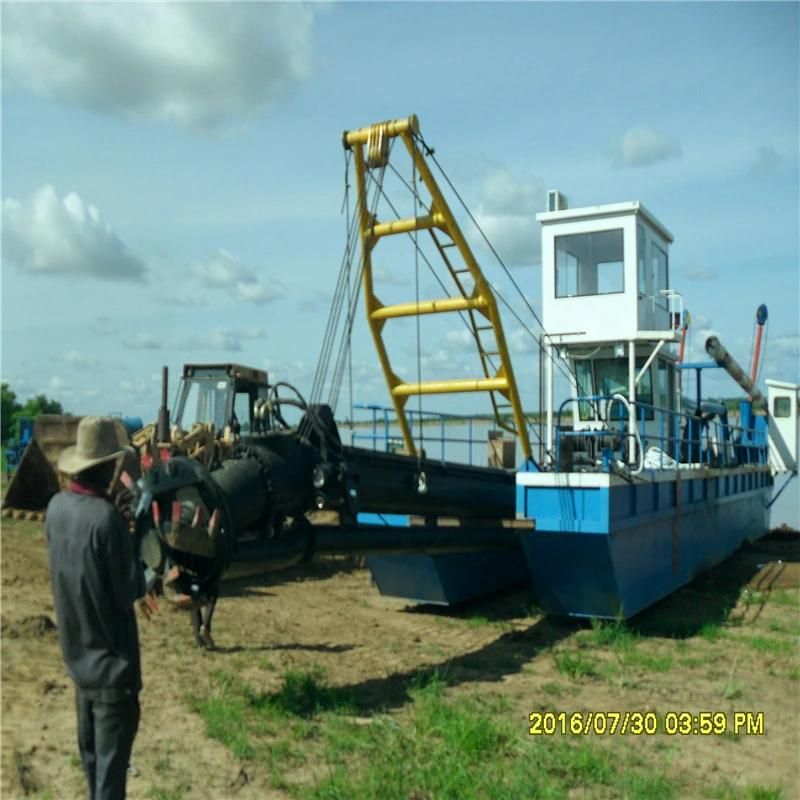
[{"xmin": 536, "ymin": 201, "xmax": 673, "ymax": 243}]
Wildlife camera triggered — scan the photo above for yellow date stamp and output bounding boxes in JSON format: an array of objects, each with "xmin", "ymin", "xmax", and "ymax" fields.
[{"xmin": 528, "ymin": 710, "xmax": 765, "ymax": 736}]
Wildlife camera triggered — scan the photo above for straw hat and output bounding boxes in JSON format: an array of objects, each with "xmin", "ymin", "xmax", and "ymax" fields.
[{"xmin": 58, "ymin": 416, "xmax": 132, "ymax": 476}]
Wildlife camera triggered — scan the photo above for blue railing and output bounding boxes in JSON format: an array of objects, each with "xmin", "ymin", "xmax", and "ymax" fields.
[
  {"xmin": 348, "ymin": 403, "xmax": 488, "ymax": 465},
  {"xmin": 554, "ymin": 394, "xmax": 769, "ymax": 473}
]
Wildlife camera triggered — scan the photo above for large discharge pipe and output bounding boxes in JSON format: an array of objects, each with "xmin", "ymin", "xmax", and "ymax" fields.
[
  {"xmin": 134, "ymin": 417, "xmax": 519, "ymax": 602},
  {"xmin": 705, "ymin": 336, "xmax": 766, "ymax": 406}
]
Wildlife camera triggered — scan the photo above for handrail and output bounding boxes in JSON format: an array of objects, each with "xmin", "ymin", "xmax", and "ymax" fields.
[
  {"xmin": 553, "ymin": 394, "xmax": 769, "ymax": 473},
  {"xmin": 349, "ymin": 403, "xmax": 490, "ymax": 465}
]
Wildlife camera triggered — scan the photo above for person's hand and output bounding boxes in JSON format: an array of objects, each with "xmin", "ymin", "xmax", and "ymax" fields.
[
  {"xmin": 114, "ymin": 488, "xmax": 135, "ymax": 527},
  {"xmin": 138, "ymin": 590, "xmax": 160, "ymax": 620}
]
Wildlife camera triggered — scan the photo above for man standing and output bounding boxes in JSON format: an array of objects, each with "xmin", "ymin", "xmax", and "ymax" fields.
[{"xmin": 46, "ymin": 416, "xmax": 153, "ymax": 800}]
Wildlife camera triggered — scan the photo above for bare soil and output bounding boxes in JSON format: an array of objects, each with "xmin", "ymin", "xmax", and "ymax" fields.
[{"xmin": 2, "ymin": 517, "xmax": 798, "ymax": 799}]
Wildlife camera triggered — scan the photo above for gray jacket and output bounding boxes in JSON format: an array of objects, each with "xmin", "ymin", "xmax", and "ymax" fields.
[{"xmin": 46, "ymin": 490, "xmax": 145, "ymax": 701}]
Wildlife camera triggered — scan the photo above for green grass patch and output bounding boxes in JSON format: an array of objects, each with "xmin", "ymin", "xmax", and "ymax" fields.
[
  {"xmin": 741, "ymin": 635, "xmax": 794, "ymax": 656},
  {"xmin": 680, "ymin": 653, "xmax": 717, "ymax": 668},
  {"xmin": 577, "ymin": 619, "xmax": 674, "ymax": 674},
  {"xmin": 722, "ymin": 678, "xmax": 743, "ymax": 700},
  {"xmin": 586, "ymin": 618, "xmax": 635, "ymax": 649},
  {"xmin": 768, "ymin": 590, "xmax": 800, "ymax": 609},
  {"xmin": 310, "ymin": 678, "xmax": 675, "ymax": 800},
  {"xmin": 246, "ymin": 665, "xmax": 353, "ymax": 718},
  {"xmin": 188, "ymin": 670, "xmax": 260, "ymax": 759},
  {"xmin": 466, "ymin": 615, "xmax": 492, "ymax": 628},
  {"xmin": 540, "ymin": 681, "xmax": 563, "ymax": 697},
  {"xmin": 708, "ymin": 782, "xmax": 786, "ymax": 800},
  {"xmin": 553, "ymin": 650, "xmax": 598, "ymax": 680},
  {"xmin": 188, "ymin": 665, "xmax": 679, "ymax": 799},
  {"xmin": 622, "ymin": 650, "xmax": 673, "ymax": 672},
  {"xmin": 148, "ymin": 787, "xmax": 185, "ymax": 800},
  {"xmin": 698, "ymin": 622, "xmax": 727, "ymax": 641},
  {"xmin": 766, "ymin": 618, "xmax": 800, "ymax": 637}
]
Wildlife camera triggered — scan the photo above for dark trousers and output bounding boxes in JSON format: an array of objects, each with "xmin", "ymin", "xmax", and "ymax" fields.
[{"xmin": 75, "ymin": 689, "xmax": 140, "ymax": 800}]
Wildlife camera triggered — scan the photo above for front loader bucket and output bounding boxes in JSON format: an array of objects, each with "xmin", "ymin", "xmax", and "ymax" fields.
[{"xmin": 2, "ymin": 439, "xmax": 60, "ymax": 512}]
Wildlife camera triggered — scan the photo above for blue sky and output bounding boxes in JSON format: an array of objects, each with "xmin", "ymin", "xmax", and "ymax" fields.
[{"xmin": 2, "ymin": 1, "xmax": 798, "ymax": 424}]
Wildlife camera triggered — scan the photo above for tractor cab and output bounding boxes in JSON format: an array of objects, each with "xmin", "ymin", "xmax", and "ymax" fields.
[{"xmin": 174, "ymin": 364, "xmax": 271, "ymax": 437}]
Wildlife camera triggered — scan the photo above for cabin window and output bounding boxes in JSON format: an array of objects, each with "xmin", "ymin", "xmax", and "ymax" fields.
[
  {"xmin": 233, "ymin": 392, "xmax": 252, "ymax": 432},
  {"xmin": 637, "ymin": 224, "xmax": 648, "ymax": 297},
  {"xmin": 593, "ymin": 357, "xmax": 654, "ymax": 420},
  {"xmin": 575, "ymin": 361, "xmax": 595, "ymax": 421},
  {"xmin": 180, "ymin": 378, "xmax": 230, "ymax": 430},
  {"xmin": 651, "ymin": 243, "xmax": 668, "ymax": 307},
  {"xmin": 774, "ymin": 396, "xmax": 791, "ymax": 418},
  {"xmin": 656, "ymin": 359, "xmax": 674, "ymax": 410},
  {"xmin": 555, "ymin": 229, "xmax": 624, "ymax": 297}
]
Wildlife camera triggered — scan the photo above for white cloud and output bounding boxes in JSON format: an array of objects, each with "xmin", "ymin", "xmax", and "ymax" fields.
[
  {"xmin": 2, "ymin": 4, "xmax": 316, "ymax": 131},
  {"xmin": 479, "ymin": 168, "xmax": 542, "ymax": 216},
  {"xmin": 192, "ymin": 248, "xmax": 256, "ymax": 288},
  {"xmin": 510, "ymin": 327, "xmax": 538, "ymax": 354},
  {"xmin": 159, "ymin": 294, "xmax": 207, "ymax": 308},
  {"xmin": 297, "ymin": 287, "xmax": 333, "ymax": 314},
  {"xmin": 90, "ymin": 316, "xmax": 118, "ymax": 336},
  {"xmin": 679, "ymin": 263, "xmax": 718, "ymax": 281},
  {"xmin": 2, "ymin": 185, "xmax": 146, "ymax": 281},
  {"xmin": 472, "ymin": 167, "xmax": 543, "ymax": 266},
  {"xmin": 119, "ymin": 378, "xmax": 153, "ymax": 399},
  {"xmin": 191, "ymin": 249, "xmax": 283, "ymax": 305},
  {"xmin": 180, "ymin": 326, "xmax": 267, "ymax": 353},
  {"xmin": 124, "ymin": 333, "xmax": 163, "ymax": 351},
  {"xmin": 234, "ymin": 281, "xmax": 281, "ymax": 305},
  {"xmin": 473, "ymin": 214, "xmax": 539, "ymax": 266},
  {"xmin": 444, "ymin": 329, "xmax": 476, "ymax": 351},
  {"xmin": 750, "ymin": 144, "xmax": 781, "ymax": 175},
  {"xmin": 373, "ymin": 265, "xmax": 411, "ymax": 287},
  {"xmin": 64, "ymin": 350, "xmax": 100, "ymax": 370},
  {"xmin": 613, "ymin": 126, "xmax": 682, "ymax": 168}
]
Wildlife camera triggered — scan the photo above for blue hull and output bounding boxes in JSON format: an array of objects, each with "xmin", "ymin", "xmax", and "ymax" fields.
[
  {"xmin": 358, "ymin": 513, "xmax": 530, "ymax": 605},
  {"xmin": 517, "ymin": 468, "xmax": 772, "ymax": 618},
  {"xmin": 367, "ymin": 551, "xmax": 530, "ymax": 605}
]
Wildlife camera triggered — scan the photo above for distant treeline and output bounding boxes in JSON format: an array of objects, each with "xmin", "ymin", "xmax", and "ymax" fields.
[{"xmin": 1, "ymin": 382, "xmax": 64, "ymax": 444}]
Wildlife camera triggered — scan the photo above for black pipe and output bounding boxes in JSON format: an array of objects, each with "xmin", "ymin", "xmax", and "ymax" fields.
[
  {"xmin": 157, "ymin": 366, "xmax": 170, "ymax": 443},
  {"xmin": 705, "ymin": 336, "xmax": 766, "ymax": 406}
]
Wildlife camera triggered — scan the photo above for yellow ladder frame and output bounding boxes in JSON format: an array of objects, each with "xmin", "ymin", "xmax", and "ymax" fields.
[{"xmin": 343, "ymin": 115, "xmax": 531, "ymax": 460}]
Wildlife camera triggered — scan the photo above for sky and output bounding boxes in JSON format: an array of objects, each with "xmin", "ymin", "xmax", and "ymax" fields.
[{"xmin": 1, "ymin": 1, "xmax": 798, "ymax": 428}]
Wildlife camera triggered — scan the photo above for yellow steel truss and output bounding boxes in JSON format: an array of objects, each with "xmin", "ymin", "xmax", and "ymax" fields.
[{"xmin": 343, "ymin": 115, "xmax": 531, "ymax": 461}]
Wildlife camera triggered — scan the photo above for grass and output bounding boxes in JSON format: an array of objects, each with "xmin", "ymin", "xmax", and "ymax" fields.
[
  {"xmin": 741, "ymin": 635, "xmax": 795, "ymax": 656},
  {"xmin": 708, "ymin": 783, "xmax": 786, "ymax": 800},
  {"xmin": 540, "ymin": 681, "xmax": 563, "ymax": 697},
  {"xmin": 148, "ymin": 787, "xmax": 186, "ymax": 800},
  {"xmin": 310, "ymin": 675, "xmax": 677, "ymax": 800},
  {"xmin": 699, "ymin": 621, "xmax": 727, "ymax": 641},
  {"xmin": 187, "ymin": 665, "xmax": 683, "ymax": 799},
  {"xmin": 188, "ymin": 670, "xmax": 256, "ymax": 760},
  {"xmin": 769, "ymin": 590, "xmax": 800, "ymax": 609},
  {"xmin": 176, "ymin": 566, "xmax": 799, "ymax": 800},
  {"xmin": 576, "ymin": 619, "xmax": 675, "ymax": 676},
  {"xmin": 250, "ymin": 665, "xmax": 352, "ymax": 718},
  {"xmin": 553, "ymin": 650, "xmax": 598, "ymax": 680}
]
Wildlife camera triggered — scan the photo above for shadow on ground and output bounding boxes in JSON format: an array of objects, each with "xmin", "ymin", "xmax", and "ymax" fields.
[{"xmin": 631, "ymin": 529, "xmax": 800, "ymax": 638}]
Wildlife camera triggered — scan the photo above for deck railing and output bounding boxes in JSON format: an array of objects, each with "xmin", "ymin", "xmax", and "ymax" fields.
[
  {"xmin": 347, "ymin": 403, "xmax": 487, "ymax": 465},
  {"xmin": 554, "ymin": 394, "xmax": 769, "ymax": 473}
]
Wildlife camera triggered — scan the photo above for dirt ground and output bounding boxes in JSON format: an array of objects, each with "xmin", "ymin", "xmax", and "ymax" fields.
[{"xmin": 2, "ymin": 517, "xmax": 798, "ymax": 799}]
